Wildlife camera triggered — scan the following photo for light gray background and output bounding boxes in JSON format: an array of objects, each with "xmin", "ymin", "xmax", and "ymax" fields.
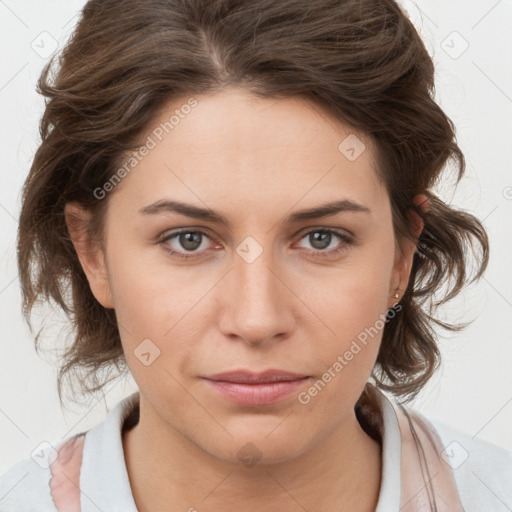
[{"xmin": 1, "ymin": 0, "xmax": 511, "ymax": 474}]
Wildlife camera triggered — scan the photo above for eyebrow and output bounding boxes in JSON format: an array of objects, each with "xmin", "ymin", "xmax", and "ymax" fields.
[{"xmin": 138, "ymin": 198, "xmax": 371, "ymax": 227}]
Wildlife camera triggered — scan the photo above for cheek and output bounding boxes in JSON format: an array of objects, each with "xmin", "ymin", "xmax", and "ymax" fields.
[
  {"xmin": 305, "ymin": 241, "xmax": 395, "ymax": 374},
  {"xmin": 106, "ymin": 236, "xmax": 187, "ymax": 326},
  {"xmin": 315, "ymin": 247, "xmax": 394, "ymax": 330},
  {"xmin": 303, "ymin": 279, "xmax": 389, "ymax": 416},
  {"xmin": 106, "ymin": 244, "xmax": 213, "ymax": 363}
]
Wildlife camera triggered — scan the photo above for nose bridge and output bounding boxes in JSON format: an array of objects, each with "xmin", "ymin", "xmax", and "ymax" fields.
[
  {"xmin": 221, "ymin": 234, "xmax": 292, "ymax": 343},
  {"xmin": 234, "ymin": 235, "xmax": 282, "ymax": 307}
]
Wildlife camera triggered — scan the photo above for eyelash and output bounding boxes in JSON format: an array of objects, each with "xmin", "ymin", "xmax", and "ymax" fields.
[{"xmin": 158, "ymin": 228, "xmax": 354, "ymax": 261}]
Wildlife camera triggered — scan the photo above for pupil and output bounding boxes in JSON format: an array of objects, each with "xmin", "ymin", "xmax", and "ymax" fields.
[
  {"xmin": 311, "ymin": 231, "xmax": 330, "ymax": 249},
  {"xmin": 180, "ymin": 232, "xmax": 201, "ymax": 251}
]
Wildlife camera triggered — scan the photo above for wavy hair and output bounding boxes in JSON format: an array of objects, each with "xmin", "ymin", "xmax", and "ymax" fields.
[{"xmin": 17, "ymin": 0, "xmax": 489, "ymax": 407}]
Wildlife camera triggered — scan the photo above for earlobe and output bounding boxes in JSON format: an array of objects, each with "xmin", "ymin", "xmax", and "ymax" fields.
[{"xmin": 64, "ymin": 202, "xmax": 114, "ymax": 309}]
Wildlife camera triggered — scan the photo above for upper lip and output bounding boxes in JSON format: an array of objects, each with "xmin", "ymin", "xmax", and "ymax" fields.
[{"xmin": 204, "ymin": 369, "xmax": 310, "ymax": 384}]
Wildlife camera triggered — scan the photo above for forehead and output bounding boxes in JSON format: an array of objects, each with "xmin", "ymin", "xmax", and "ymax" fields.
[{"xmin": 109, "ymin": 87, "xmax": 387, "ymax": 216}]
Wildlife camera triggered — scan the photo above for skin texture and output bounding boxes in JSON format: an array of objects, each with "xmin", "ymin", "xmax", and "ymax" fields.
[{"xmin": 65, "ymin": 86, "xmax": 425, "ymax": 512}]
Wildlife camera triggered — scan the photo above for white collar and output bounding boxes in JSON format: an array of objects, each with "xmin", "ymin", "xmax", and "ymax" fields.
[
  {"xmin": 80, "ymin": 392, "xmax": 140, "ymax": 512},
  {"xmin": 79, "ymin": 388, "xmax": 401, "ymax": 511}
]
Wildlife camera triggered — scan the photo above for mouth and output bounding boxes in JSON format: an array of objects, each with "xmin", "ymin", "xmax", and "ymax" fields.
[
  {"xmin": 202, "ymin": 369, "xmax": 311, "ymax": 406},
  {"xmin": 203, "ymin": 369, "xmax": 310, "ymax": 384}
]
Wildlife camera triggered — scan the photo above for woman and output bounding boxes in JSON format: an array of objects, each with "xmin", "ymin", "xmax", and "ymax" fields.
[{"xmin": 1, "ymin": 0, "xmax": 511, "ymax": 511}]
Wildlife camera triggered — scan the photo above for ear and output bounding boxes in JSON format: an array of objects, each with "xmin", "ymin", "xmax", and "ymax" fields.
[
  {"xmin": 64, "ymin": 201, "xmax": 114, "ymax": 309},
  {"xmin": 388, "ymin": 194, "xmax": 429, "ymax": 307}
]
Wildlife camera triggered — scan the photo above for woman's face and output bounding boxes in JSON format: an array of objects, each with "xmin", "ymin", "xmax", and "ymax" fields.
[{"xmin": 69, "ymin": 87, "xmax": 417, "ymax": 465}]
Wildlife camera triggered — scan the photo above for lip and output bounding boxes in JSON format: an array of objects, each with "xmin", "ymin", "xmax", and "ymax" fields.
[
  {"xmin": 202, "ymin": 369, "xmax": 311, "ymax": 406},
  {"xmin": 204, "ymin": 369, "xmax": 310, "ymax": 384}
]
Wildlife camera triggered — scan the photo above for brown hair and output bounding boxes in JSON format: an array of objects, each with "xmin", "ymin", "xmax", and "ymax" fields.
[{"xmin": 17, "ymin": 0, "xmax": 489, "ymax": 407}]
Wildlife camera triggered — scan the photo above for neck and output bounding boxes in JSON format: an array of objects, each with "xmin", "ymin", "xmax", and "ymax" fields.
[{"xmin": 122, "ymin": 394, "xmax": 382, "ymax": 512}]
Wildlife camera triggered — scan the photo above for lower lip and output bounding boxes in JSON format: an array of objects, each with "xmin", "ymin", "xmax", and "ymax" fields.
[{"xmin": 203, "ymin": 378, "xmax": 310, "ymax": 406}]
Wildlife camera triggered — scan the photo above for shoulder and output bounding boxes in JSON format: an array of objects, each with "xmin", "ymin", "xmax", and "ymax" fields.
[
  {"xmin": 0, "ymin": 440, "xmax": 62, "ymax": 512},
  {"xmin": 0, "ymin": 392, "xmax": 139, "ymax": 512},
  {"xmin": 427, "ymin": 415, "xmax": 512, "ymax": 512}
]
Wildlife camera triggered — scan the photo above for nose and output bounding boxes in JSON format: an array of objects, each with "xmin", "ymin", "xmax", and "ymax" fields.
[{"xmin": 218, "ymin": 242, "xmax": 296, "ymax": 346}]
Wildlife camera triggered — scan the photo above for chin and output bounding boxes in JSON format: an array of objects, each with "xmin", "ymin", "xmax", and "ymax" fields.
[{"xmin": 202, "ymin": 428, "xmax": 311, "ymax": 468}]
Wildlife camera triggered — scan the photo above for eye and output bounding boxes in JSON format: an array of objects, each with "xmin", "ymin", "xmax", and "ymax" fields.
[
  {"xmin": 295, "ymin": 228, "xmax": 353, "ymax": 257},
  {"xmin": 159, "ymin": 229, "xmax": 218, "ymax": 260},
  {"xmin": 158, "ymin": 227, "xmax": 354, "ymax": 261}
]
